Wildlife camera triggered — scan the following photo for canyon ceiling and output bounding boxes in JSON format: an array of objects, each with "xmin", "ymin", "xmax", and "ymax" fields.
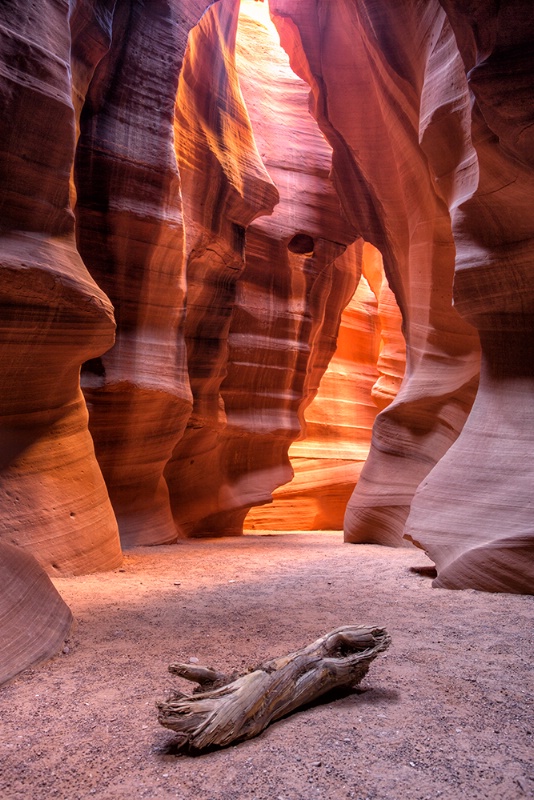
[{"xmin": 0, "ymin": 0, "xmax": 533, "ymax": 685}]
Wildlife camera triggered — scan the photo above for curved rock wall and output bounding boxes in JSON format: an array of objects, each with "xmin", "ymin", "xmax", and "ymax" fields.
[
  {"xmin": 404, "ymin": 1, "xmax": 534, "ymax": 592},
  {"xmin": 364, "ymin": 244, "xmax": 406, "ymax": 414},
  {"xmin": 246, "ymin": 243, "xmax": 406, "ymax": 530},
  {"xmin": 1, "ymin": 0, "xmax": 533, "ymax": 688},
  {"xmin": 74, "ymin": 0, "xmax": 213, "ymax": 547},
  {"xmin": 166, "ymin": 0, "xmax": 360, "ymax": 536},
  {"xmin": 270, "ymin": 0, "xmax": 482, "ymax": 547},
  {"xmin": 164, "ymin": 0, "xmax": 280, "ymax": 537},
  {"xmin": 0, "ymin": 543, "xmax": 72, "ymax": 687},
  {"xmin": 0, "ymin": 0, "xmax": 121, "ymax": 575},
  {"xmin": 271, "ymin": 0, "xmax": 533, "ymax": 591},
  {"xmin": 0, "ymin": 0, "xmax": 126, "ymax": 683}
]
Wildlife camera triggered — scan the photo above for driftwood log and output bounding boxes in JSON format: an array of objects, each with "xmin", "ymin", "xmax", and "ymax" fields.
[{"xmin": 157, "ymin": 624, "xmax": 390, "ymax": 752}]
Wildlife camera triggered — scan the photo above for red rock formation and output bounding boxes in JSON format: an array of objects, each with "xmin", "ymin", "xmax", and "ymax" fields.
[
  {"xmin": 165, "ymin": 0, "xmax": 360, "ymax": 536},
  {"xmin": 0, "ymin": 544, "xmax": 72, "ymax": 686},
  {"xmin": 270, "ymin": 0, "xmax": 481, "ymax": 547},
  {"xmin": 246, "ymin": 244, "xmax": 405, "ymax": 530},
  {"xmin": 0, "ymin": 0, "xmax": 126, "ymax": 684},
  {"xmin": 1, "ymin": 0, "xmax": 532, "ymax": 696},
  {"xmin": 404, "ymin": 1, "xmax": 534, "ymax": 592},
  {"xmin": 363, "ymin": 244, "xmax": 406, "ymax": 413},
  {"xmin": 271, "ymin": 0, "xmax": 534, "ymax": 591},
  {"xmin": 0, "ymin": 0, "xmax": 121, "ymax": 574},
  {"xmin": 163, "ymin": 0, "xmax": 279, "ymax": 537},
  {"xmin": 74, "ymin": 0, "xmax": 214, "ymax": 547}
]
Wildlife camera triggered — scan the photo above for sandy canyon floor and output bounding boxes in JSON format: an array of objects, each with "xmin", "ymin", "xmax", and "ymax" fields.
[{"xmin": 0, "ymin": 533, "xmax": 532, "ymax": 800}]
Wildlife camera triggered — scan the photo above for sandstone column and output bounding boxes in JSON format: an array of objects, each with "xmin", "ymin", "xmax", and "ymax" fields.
[
  {"xmin": 0, "ymin": 0, "xmax": 122, "ymax": 574},
  {"xmin": 270, "ymin": 0, "xmax": 481, "ymax": 546},
  {"xmin": 404, "ymin": 1, "xmax": 534, "ymax": 592},
  {"xmin": 74, "ymin": 0, "xmax": 214, "ymax": 546},
  {"xmin": 166, "ymin": 0, "xmax": 360, "ymax": 535}
]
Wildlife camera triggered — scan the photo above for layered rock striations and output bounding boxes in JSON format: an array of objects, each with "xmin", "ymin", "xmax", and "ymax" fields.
[
  {"xmin": 1, "ymin": 0, "xmax": 533, "ymax": 692},
  {"xmin": 0, "ymin": 0, "xmax": 125, "ymax": 682},
  {"xmin": 0, "ymin": 543, "xmax": 72, "ymax": 687},
  {"xmin": 0, "ymin": 0, "xmax": 122, "ymax": 575},
  {"xmin": 270, "ymin": 0, "xmax": 482, "ymax": 546},
  {"xmin": 271, "ymin": 0, "xmax": 533, "ymax": 591},
  {"xmin": 166, "ymin": 0, "xmax": 360, "ymax": 535},
  {"xmin": 74, "ymin": 0, "xmax": 214, "ymax": 547},
  {"xmin": 363, "ymin": 244, "xmax": 406, "ymax": 414},
  {"xmin": 164, "ymin": 0, "xmax": 280, "ymax": 537},
  {"xmin": 404, "ymin": 1, "xmax": 534, "ymax": 592},
  {"xmin": 246, "ymin": 244, "xmax": 405, "ymax": 530}
]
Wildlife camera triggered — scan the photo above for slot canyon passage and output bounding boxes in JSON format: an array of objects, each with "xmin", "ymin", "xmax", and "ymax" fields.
[{"xmin": 0, "ymin": 0, "xmax": 533, "ymax": 797}]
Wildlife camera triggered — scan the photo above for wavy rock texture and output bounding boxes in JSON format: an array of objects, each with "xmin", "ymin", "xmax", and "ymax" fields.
[
  {"xmin": 0, "ymin": 543, "xmax": 72, "ymax": 687},
  {"xmin": 0, "ymin": 0, "xmax": 121, "ymax": 575},
  {"xmin": 404, "ymin": 1, "xmax": 534, "ymax": 592},
  {"xmin": 165, "ymin": 0, "xmax": 359, "ymax": 536},
  {"xmin": 164, "ymin": 0, "xmax": 279, "ymax": 538},
  {"xmin": 246, "ymin": 244, "xmax": 405, "ymax": 530},
  {"xmin": 1, "ymin": 0, "xmax": 532, "ymax": 699},
  {"xmin": 271, "ymin": 0, "xmax": 533, "ymax": 591},
  {"xmin": 0, "ymin": 0, "xmax": 125, "ymax": 684},
  {"xmin": 74, "ymin": 0, "xmax": 214, "ymax": 547},
  {"xmin": 363, "ymin": 244, "xmax": 406, "ymax": 414},
  {"xmin": 270, "ymin": 0, "xmax": 482, "ymax": 547}
]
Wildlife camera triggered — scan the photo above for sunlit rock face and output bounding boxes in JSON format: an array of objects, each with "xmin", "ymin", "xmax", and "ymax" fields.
[
  {"xmin": 270, "ymin": 0, "xmax": 481, "ymax": 548},
  {"xmin": 404, "ymin": 1, "xmax": 534, "ymax": 592},
  {"xmin": 363, "ymin": 244, "xmax": 406, "ymax": 414},
  {"xmin": 0, "ymin": 0, "xmax": 122, "ymax": 575},
  {"xmin": 163, "ymin": 0, "xmax": 279, "ymax": 537},
  {"xmin": 271, "ymin": 0, "xmax": 534, "ymax": 591},
  {"xmin": 246, "ymin": 244, "xmax": 405, "ymax": 530},
  {"xmin": 75, "ymin": 0, "xmax": 213, "ymax": 547},
  {"xmin": 165, "ymin": 0, "xmax": 360, "ymax": 536}
]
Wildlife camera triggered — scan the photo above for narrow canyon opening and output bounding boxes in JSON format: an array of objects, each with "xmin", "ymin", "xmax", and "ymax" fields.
[
  {"xmin": 172, "ymin": 0, "xmax": 408, "ymax": 535},
  {"xmin": 1, "ymin": 1, "xmax": 533, "ymax": 796},
  {"xmin": 1, "ymin": 0, "xmax": 533, "ymax": 707}
]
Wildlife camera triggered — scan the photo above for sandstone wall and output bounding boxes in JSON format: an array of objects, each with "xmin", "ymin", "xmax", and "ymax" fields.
[
  {"xmin": 166, "ymin": 0, "xmax": 360, "ymax": 536},
  {"xmin": 0, "ymin": 0, "xmax": 122, "ymax": 575},
  {"xmin": 270, "ymin": 0, "xmax": 482, "ymax": 548},
  {"xmin": 0, "ymin": 543, "xmax": 72, "ymax": 687},
  {"xmin": 271, "ymin": 0, "xmax": 534, "ymax": 591},
  {"xmin": 1, "ymin": 0, "xmax": 532, "ymax": 686},
  {"xmin": 0, "ymin": 0, "xmax": 213, "ymax": 683},
  {"xmin": 404, "ymin": 1, "xmax": 534, "ymax": 592},
  {"xmin": 164, "ymin": 0, "xmax": 280, "ymax": 537},
  {"xmin": 0, "ymin": 0, "xmax": 127, "ymax": 683},
  {"xmin": 75, "ymin": 0, "xmax": 212, "ymax": 547},
  {"xmin": 246, "ymin": 243, "xmax": 406, "ymax": 530}
]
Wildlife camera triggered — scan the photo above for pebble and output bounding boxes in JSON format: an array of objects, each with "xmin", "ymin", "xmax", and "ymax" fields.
[{"xmin": 189, "ymin": 657, "xmax": 199, "ymax": 664}]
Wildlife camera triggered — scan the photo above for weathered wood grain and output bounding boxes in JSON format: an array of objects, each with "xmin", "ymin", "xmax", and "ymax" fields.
[{"xmin": 157, "ymin": 625, "xmax": 390, "ymax": 752}]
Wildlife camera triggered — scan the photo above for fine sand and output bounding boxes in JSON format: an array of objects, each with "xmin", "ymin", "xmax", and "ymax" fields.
[{"xmin": 0, "ymin": 532, "xmax": 532, "ymax": 800}]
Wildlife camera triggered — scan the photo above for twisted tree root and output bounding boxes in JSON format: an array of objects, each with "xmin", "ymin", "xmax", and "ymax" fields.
[{"xmin": 157, "ymin": 624, "xmax": 391, "ymax": 752}]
